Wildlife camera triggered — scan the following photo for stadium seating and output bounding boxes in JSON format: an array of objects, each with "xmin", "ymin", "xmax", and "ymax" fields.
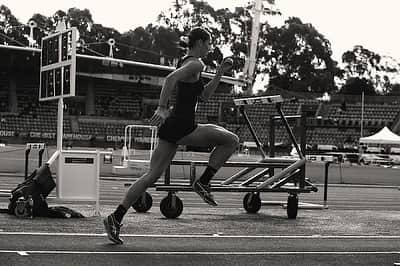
[
  {"xmin": 326, "ymin": 103, "xmax": 397, "ymax": 127},
  {"xmin": 0, "ymin": 83, "xmax": 399, "ymax": 150}
]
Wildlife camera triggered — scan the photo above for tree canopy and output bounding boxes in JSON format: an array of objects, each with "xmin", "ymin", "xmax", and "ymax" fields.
[
  {"xmin": 341, "ymin": 45, "xmax": 400, "ymax": 95},
  {"xmin": 263, "ymin": 17, "xmax": 340, "ymax": 93},
  {"xmin": 1, "ymin": 1, "xmax": 399, "ymax": 95}
]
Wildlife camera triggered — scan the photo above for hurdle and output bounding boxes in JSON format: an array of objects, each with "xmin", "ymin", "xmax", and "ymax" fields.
[
  {"xmin": 152, "ymin": 95, "xmax": 318, "ymax": 219},
  {"xmin": 112, "ymin": 124, "xmax": 158, "ymax": 176},
  {"xmin": 24, "ymin": 143, "xmax": 46, "ymax": 180},
  {"xmin": 259, "ymin": 112, "xmax": 328, "ymax": 210}
]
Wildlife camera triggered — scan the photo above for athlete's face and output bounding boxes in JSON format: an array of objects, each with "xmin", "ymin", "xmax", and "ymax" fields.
[{"xmin": 200, "ymin": 39, "xmax": 211, "ymax": 57}]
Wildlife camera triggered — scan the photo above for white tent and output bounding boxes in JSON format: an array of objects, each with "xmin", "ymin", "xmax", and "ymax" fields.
[{"xmin": 359, "ymin": 126, "xmax": 400, "ymax": 145}]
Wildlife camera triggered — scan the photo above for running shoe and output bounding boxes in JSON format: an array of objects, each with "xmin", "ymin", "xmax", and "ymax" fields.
[
  {"xmin": 192, "ymin": 181, "xmax": 218, "ymax": 206},
  {"xmin": 103, "ymin": 213, "xmax": 123, "ymax": 244}
]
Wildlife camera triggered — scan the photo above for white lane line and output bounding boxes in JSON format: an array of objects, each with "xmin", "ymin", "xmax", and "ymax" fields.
[
  {"xmin": 0, "ymin": 232, "xmax": 400, "ymax": 239},
  {"xmin": 1, "ymin": 250, "xmax": 400, "ymax": 255},
  {"xmin": 17, "ymin": 251, "xmax": 29, "ymax": 256}
]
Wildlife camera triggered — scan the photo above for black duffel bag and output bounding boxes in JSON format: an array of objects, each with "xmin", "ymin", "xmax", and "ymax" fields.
[{"xmin": 8, "ymin": 164, "xmax": 56, "ymax": 217}]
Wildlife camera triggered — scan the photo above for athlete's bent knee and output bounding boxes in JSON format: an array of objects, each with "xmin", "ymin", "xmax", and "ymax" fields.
[
  {"xmin": 228, "ymin": 134, "xmax": 240, "ymax": 149},
  {"xmin": 141, "ymin": 171, "xmax": 162, "ymax": 187}
]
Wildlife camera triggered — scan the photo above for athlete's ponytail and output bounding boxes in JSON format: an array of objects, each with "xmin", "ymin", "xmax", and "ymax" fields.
[{"xmin": 179, "ymin": 36, "xmax": 190, "ymax": 48}]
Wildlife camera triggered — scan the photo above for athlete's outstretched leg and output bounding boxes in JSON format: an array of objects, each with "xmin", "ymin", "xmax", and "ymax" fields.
[
  {"xmin": 120, "ymin": 140, "xmax": 177, "ymax": 209},
  {"xmin": 104, "ymin": 139, "xmax": 177, "ymax": 244}
]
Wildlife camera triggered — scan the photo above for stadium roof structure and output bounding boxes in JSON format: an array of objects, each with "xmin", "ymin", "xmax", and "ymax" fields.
[
  {"xmin": 359, "ymin": 126, "xmax": 400, "ymax": 145},
  {"xmin": 0, "ymin": 44, "xmax": 243, "ymax": 87}
]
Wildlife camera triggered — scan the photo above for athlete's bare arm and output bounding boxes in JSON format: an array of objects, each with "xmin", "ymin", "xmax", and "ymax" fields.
[
  {"xmin": 201, "ymin": 58, "xmax": 233, "ymax": 101},
  {"xmin": 150, "ymin": 60, "xmax": 203, "ymax": 127}
]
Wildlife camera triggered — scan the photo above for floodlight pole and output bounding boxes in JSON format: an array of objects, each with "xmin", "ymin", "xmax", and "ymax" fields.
[{"xmin": 245, "ymin": 0, "xmax": 262, "ymax": 95}]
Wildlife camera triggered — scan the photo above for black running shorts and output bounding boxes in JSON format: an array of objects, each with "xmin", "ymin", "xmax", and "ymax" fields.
[{"xmin": 158, "ymin": 115, "xmax": 197, "ymax": 144}]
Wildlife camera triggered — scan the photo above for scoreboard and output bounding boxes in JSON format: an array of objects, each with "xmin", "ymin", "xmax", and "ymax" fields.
[{"xmin": 39, "ymin": 27, "xmax": 77, "ymax": 101}]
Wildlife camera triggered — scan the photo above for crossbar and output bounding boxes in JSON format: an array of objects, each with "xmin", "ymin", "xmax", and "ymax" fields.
[
  {"xmin": 171, "ymin": 158, "xmax": 297, "ymax": 168},
  {"xmin": 155, "ymin": 185, "xmax": 313, "ymax": 193},
  {"xmin": 256, "ymin": 159, "xmax": 306, "ymax": 189},
  {"xmin": 220, "ymin": 156, "xmax": 286, "ymax": 186},
  {"xmin": 239, "ymin": 168, "xmax": 271, "ymax": 186},
  {"xmin": 270, "ymin": 169, "xmax": 300, "ymax": 189},
  {"xmin": 273, "ymin": 115, "xmax": 301, "ymax": 120},
  {"xmin": 233, "ymin": 95, "xmax": 283, "ymax": 106},
  {"xmin": 221, "ymin": 167, "xmax": 257, "ymax": 186}
]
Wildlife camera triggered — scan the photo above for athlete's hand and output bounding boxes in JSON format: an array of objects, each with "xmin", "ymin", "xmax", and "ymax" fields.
[
  {"xmin": 219, "ymin": 57, "xmax": 233, "ymax": 73},
  {"xmin": 149, "ymin": 106, "xmax": 169, "ymax": 127}
]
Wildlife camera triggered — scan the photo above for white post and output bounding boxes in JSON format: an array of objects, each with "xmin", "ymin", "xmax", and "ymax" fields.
[
  {"xmin": 122, "ymin": 125, "xmax": 129, "ymax": 165},
  {"xmin": 107, "ymin": 38, "xmax": 115, "ymax": 58},
  {"xmin": 56, "ymin": 97, "xmax": 64, "ymax": 198},
  {"xmin": 95, "ymin": 150, "xmax": 100, "ymax": 216},
  {"xmin": 57, "ymin": 97, "xmax": 64, "ymax": 150},
  {"xmin": 361, "ymin": 91, "xmax": 364, "ymax": 138},
  {"xmin": 28, "ymin": 20, "xmax": 37, "ymax": 47}
]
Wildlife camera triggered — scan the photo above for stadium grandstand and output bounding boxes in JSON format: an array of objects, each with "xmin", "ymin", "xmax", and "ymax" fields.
[{"xmin": 1, "ymin": 45, "xmax": 400, "ymax": 155}]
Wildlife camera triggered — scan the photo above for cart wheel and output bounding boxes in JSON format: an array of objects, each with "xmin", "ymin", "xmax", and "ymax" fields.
[
  {"xmin": 132, "ymin": 192, "xmax": 153, "ymax": 213},
  {"xmin": 243, "ymin": 192, "xmax": 261, "ymax": 214},
  {"xmin": 287, "ymin": 194, "xmax": 298, "ymax": 219},
  {"xmin": 14, "ymin": 201, "xmax": 29, "ymax": 218},
  {"xmin": 160, "ymin": 193, "xmax": 183, "ymax": 219}
]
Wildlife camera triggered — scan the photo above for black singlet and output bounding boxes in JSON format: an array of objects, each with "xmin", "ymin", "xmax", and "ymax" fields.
[{"xmin": 158, "ymin": 56, "xmax": 205, "ymax": 144}]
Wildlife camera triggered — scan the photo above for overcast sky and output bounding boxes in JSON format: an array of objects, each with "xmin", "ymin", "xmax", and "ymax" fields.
[{"xmin": 2, "ymin": 0, "xmax": 400, "ymax": 62}]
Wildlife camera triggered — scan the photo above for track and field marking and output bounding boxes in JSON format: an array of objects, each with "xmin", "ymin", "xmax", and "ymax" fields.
[
  {"xmin": 0, "ymin": 232, "xmax": 400, "ymax": 239},
  {"xmin": 1, "ymin": 250, "xmax": 400, "ymax": 255},
  {"xmin": 17, "ymin": 251, "xmax": 29, "ymax": 256}
]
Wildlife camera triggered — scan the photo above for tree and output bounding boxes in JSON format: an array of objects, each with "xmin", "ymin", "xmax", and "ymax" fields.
[
  {"xmin": 67, "ymin": 8, "xmax": 94, "ymax": 42},
  {"xmin": 341, "ymin": 45, "xmax": 380, "ymax": 93},
  {"xmin": 157, "ymin": 1, "xmax": 340, "ymax": 94},
  {"xmin": 146, "ymin": 25, "xmax": 180, "ymax": 65},
  {"xmin": 118, "ymin": 27, "xmax": 158, "ymax": 63},
  {"xmin": 0, "ymin": 5, "xmax": 28, "ymax": 46},
  {"xmin": 340, "ymin": 45, "xmax": 400, "ymax": 94},
  {"xmin": 263, "ymin": 17, "xmax": 340, "ymax": 93},
  {"xmin": 156, "ymin": 0, "xmax": 259, "ymax": 71},
  {"xmin": 67, "ymin": 9, "xmax": 91, "ymax": 30},
  {"xmin": 338, "ymin": 77, "xmax": 376, "ymax": 96},
  {"xmin": 29, "ymin": 13, "xmax": 55, "ymax": 47},
  {"xmin": 342, "ymin": 46, "xmax": 378, "ymax": 75},
  {"xmin": 386, "ymin": 83, "xmax": 400, "ymax": 96},
  {"xmin": 376, "ymin": 55, "xmax": 400, "ymax": 95},
  {"xmin": 61, "ymin": 8, "xmax": 122, "ymax": 58}
]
